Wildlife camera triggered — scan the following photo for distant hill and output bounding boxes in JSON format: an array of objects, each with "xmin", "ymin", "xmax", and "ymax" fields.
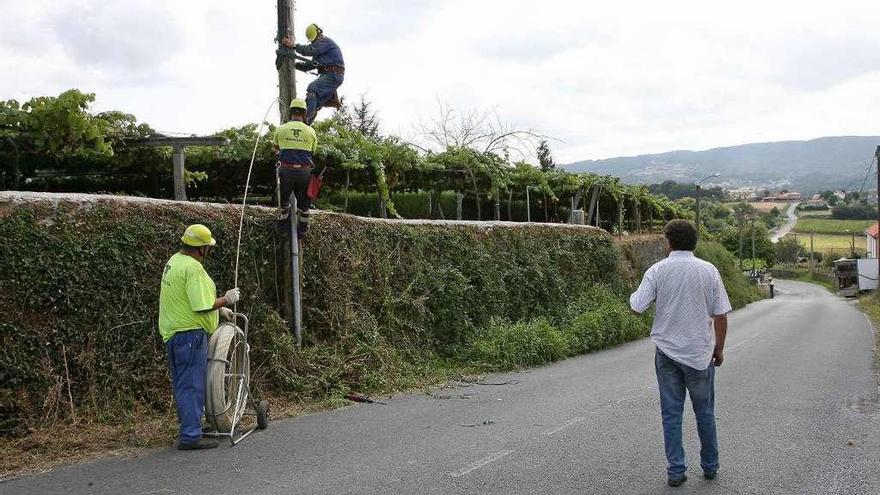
[{"xmin": 564, "ymin": 136, "xmax": 880, "ymax": 193}]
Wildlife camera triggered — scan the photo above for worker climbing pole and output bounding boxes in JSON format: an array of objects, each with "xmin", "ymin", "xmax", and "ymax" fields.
[{"xmin": 276, "ymin": 22, "xmax": 346, "ymax": 124}]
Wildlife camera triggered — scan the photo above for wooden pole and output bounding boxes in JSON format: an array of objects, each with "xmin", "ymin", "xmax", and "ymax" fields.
[
  {"xmin": 277, "ymin": 0, "xmax": 297, "ymax": 123},
  {"xmin": 876, "ymin": 146, "xmax": 880, "ymax": 276},
  {"xmin": 172, "ymin": 145, "xmax": 186, "ymax": 201},
  {"xmin": 810, "ymin": 230, "xmax": 815, "ymax": 278},
  {"xmin": 525, "ymin": 187, "xmax": 531, "ymax": 223}
]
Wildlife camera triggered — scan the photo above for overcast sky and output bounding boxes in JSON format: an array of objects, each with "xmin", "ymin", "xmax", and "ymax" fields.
[{"xmin": 2, "ymin": 0, "xmax": 879, "ymax": 163}]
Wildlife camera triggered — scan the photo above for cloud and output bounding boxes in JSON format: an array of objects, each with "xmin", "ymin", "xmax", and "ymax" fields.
[
  {"xmin": 49, "ymin": 1, "xmax": 183, "ymax": 73},
  {"xmin": 773, "ymin": 34, "xmax": 880, "ymax": 91},
  {"xmin": 1, "ymin": 0, "xmax": 879, "ymax": 165}
]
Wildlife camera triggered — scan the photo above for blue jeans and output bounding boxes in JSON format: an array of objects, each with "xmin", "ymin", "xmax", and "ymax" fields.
[
  {"xmin": 305, "ymin": 71, "xmax": 343, "ymax": 124},
  {"xmin": 655, "ymin": 348, "xmax": 718, "ymax": 479},
  {"xmin": 166, "ymin": 330, "xmax": 208, "ymax": 444}
]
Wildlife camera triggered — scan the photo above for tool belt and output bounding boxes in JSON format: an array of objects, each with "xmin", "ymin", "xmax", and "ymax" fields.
[
  {"xmin": 279, "ymin": 162, "xmax": 313, "ymax": 170},
  {"xmin": 319, "ymin": 64, "xmax": 345, "ymax": 75}
]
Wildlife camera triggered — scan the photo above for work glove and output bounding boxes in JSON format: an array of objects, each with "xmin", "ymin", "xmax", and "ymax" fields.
[
  {"xmin": 219, "ymin": 307, "xmax": 234, "ymax": 321},
  {"xmin": 275, "ymin": 46, "xmax": 296, "ymax": 58},
  {"xmin": 295, "ymin": 61, "xmax": 316, "ymax": 72},
  {"xmin": 224, "ymin": 287, "xmax": 241, "ymax": 305}
]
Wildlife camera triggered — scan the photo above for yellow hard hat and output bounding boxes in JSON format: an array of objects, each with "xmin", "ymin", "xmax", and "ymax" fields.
[
  {"xmin": 306, "ymin": 23, "xmax": 322, "ymax": 42},
  {"xmin": 290, "ymin": 98, "xmax": 307, "ymax": 111},
  {"xmin": 181, "ymin": 224, "xmax": 216, "ymax": 247}
]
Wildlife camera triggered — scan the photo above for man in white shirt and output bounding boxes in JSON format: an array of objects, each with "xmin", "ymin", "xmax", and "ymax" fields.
[{"xmin": 630, "ymin": 219, "xmax": 731, "ymax": 487}]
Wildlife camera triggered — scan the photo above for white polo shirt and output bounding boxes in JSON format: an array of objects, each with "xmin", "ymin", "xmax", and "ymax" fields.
[{"xmin": 629, "ymin": 250, "xmax": 732, "ymax": 370}]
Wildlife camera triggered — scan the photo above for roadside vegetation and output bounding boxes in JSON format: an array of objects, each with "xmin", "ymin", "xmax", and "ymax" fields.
[
  {"xmin": 0, "ymin": 196, "xmax": 764, "ymax": 476},
  {"xmin": 0, "ymin": 89, "xmax": 685, "ymax": 230}
]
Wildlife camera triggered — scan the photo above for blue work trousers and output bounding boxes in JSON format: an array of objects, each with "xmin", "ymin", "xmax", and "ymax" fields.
[
  {"xmin": 306, "ymin": 71, "xmax": 343, "ymax": 124},
  {"xmin": 655, "ymin": 348, "xmax": 719, "ymax": 479},
  {"xmin": 166, "ymin": 330, "xmax": 208, "ymax": 444}
]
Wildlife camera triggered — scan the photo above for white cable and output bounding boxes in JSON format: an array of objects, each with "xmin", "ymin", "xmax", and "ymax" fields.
[{"xmin": 233, "ymin": 98, "xmax": 279, "ymax": 310}]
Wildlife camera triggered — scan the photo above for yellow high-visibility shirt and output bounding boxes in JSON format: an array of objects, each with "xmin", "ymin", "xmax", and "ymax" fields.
[
  {"xmin": 158, "ymin": 253, "xmax": 219, "ymax": 342},
  {"xmin": 274, "ymin": 120, "xmax": 317, "ymax": 164}
]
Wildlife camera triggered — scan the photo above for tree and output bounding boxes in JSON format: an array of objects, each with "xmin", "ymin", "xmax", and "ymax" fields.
[
  {"xmin": 536, "ymin": 139, "xmax": 555, "ymax": 172},
  {"xmin": 720, "ymin": 221, "xmax": 775, "ymax": 265},
  {"xmin": 351, "ymin": 94, "xmax": 380, "ymax": 138},
  {"xmin": 0, "ymin": 90, "xmax": 116, "ymax": 189},
  {"xmin": 775, "ymin": 236, "xmax": 802, "ymax": 264},
  {"xmin": 416, "ymin": 100, "xmax": 542, "ymax": 158}
]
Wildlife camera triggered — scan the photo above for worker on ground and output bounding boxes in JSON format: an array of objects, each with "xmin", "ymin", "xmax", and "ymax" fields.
[
  {"xmin": 274, "ymin": 98, "xmax": 317, "ymax": 237},
  {"xmin": 279, "ymin": 23, "xmax": 344, "ymax": 124},
  {"xmin": 158, "ymin": 224, "xmax": 241, "ymax": 450}
]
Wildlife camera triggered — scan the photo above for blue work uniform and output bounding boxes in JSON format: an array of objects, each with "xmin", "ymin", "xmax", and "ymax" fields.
[
  {"xmin": 294, "ymin": 36, "xmax": 345, "ymax": 124},
  {"xmin": 158, "ymin": 253, "xmax": 219, "ymax": 445}
]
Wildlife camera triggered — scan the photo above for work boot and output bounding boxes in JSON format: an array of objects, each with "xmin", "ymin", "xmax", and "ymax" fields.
[
  {"xmin": 703, "ymin": 471, "xmax": 717, "ymax": 480},
  {"xmin": 297, "ymin": 220, "xmax": 310, "ymax": 238},
  {"xmin": 667, "ymin": 475, "xmax": 687, "ymax": 487},
  {"xmin": 177, "ymin": 438, "xmax": 218, "ymax": 451}
]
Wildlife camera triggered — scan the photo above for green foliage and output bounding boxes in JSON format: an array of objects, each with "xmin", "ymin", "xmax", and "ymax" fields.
[
  {"xmin": 0, "ymin": 90, "xmax": 129, "ymax": 189},
  {"xmin": 0, "ymin": 199, "xmax": 628, "ymax": 435},
  {"xmin": 462, "ymin": 285, "xmax": 651, "ymax": 369},
  {"xmin": 536, "ymin": 139, "xmax": 555, "ymax": 172},
  {"xmin": 695, "ymin": 241, "xmax": 765, "ymax": 309},
  {"xmin": 464, "ymin": 318, "xmax": 569, "ymax": 368},
  {"xmin": 718, "ymin": 220, "xmax": 776, "ymax": 265},
  {"xmin": 559, "ymin": 285, "xmax": 651, "ymax": 353},
  {"xmin": 649, "ymin": 180, "xmax": 725, "ymax": 201},
  {"xmin": 832, "ymin": 204, "xmax": 876, "ymax": 220},
  {"xmin": 775, "ymin": 236, "xmax": 803, "ymax": 263},
  {"xmin": 1, "ymin": 90, "xmax": 685, "ymax": 232},
  {"xmin": 793, "ymin": 218, "xmax": 875, "ymax": 235}
]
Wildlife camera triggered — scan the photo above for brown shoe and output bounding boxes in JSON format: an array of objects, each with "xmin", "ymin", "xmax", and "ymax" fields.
[{"xmin": 177, "ymin": 438, "xmax": 218, "ymax": 450}]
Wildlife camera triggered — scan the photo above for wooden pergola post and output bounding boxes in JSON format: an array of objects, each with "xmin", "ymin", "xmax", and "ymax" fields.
[{"xmin": 131, "ymin": 136, "xmax": 229, "ymax": 200}]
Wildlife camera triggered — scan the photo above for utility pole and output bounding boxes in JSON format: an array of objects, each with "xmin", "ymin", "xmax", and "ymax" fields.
[
  {"xmin": 738, "ymin": 217, "xmax": 743, "ymax": 271},
  {"xmin": 695, "ymin": 183, "xmax": 702, "ymax": 236},
  {"xmin": 695, "ymin": 173, "xmax": 720, "ymax": 239},
  {"xmin": 277, "ymin": 0, "xmax": 298, "ymax": 337},
  {"xmin": 876, "ymin": 146, "xmax": 880, "ymax": 277},
  {"xmin": 277, "ymin": 0, "xmax": 297, "ymax": 124},
  {"xmin": 525, "ymin": 186, "xmax": 531, "ymax": 222},
  {"xmin": 751, "ymin": 216, "xmax": 756, "ymax": 274},
  {"xmin": 810, "ymin": 230, "xmax": 815, "ymax": 278}
]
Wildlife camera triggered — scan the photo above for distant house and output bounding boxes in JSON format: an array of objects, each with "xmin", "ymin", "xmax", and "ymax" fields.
[
  {"xmin": 803, "ymin": 197, "xmax": 828, "ymax": 209},
  {"xmin": 762, "ymin": 192, "xmax": 802, "ymax": 202},
  {"xmin": 867, "ymin": 223, "xmax": 879, "ymax": 259}
]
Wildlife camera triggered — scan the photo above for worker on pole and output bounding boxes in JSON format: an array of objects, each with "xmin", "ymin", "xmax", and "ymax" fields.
[
  {"xmin": 158, "ymin": 224, "xmax": 241, "ymax": 450},
  {"xmin": 277, "ymin": 23, "xmax": 345, "ymax": 124},
  {"xmin": 274, "ymin": 98, "xmax": 318, "ymax": 237}
]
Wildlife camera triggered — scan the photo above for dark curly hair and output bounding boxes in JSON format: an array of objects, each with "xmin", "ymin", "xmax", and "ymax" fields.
[{"xmin": 663, "ymin": 219, "xmax": 698, "ymax": 251}]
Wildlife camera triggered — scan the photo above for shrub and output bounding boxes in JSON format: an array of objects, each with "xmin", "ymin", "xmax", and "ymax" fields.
[
  {"xmin": 463, "ymin": 318, "xmax": 570, "ymax": 368},
  {"xmin": 462, "ymin": 285, "xmax": 652, "ymax": 369},
  {"xmin": 0, "ymin": 196, "xmax": 623, "ymax": 434},
  {"xmin": 695, "ymin": 241, "xmax": 765, "ymax": 309},
  {"xmin": 832, "ymin": 204, "xmax": 875, "ymax": 220},
  {"xmin": 560, "ymin": 286, "xmax": 652, "ymax": 353}
]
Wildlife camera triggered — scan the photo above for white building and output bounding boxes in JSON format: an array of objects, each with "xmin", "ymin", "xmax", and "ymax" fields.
[{"xmin": 866, "ymin": 223, "xmax": 879, "ymax": 259}]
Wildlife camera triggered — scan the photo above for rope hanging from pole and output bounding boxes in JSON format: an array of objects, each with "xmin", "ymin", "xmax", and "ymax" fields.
[{"xmin": 233, "ymin": 98, "xmax": 280, "ymax": 311}]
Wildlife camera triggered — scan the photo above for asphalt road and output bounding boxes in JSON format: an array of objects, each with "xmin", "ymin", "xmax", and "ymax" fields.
[
  {"xmin": 5, "ymin": 280, "xmax": 880, "ymax": 495},
  {"xmin": 771, "ymin": 202, "xmax": 800, "ymax": 243}
]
